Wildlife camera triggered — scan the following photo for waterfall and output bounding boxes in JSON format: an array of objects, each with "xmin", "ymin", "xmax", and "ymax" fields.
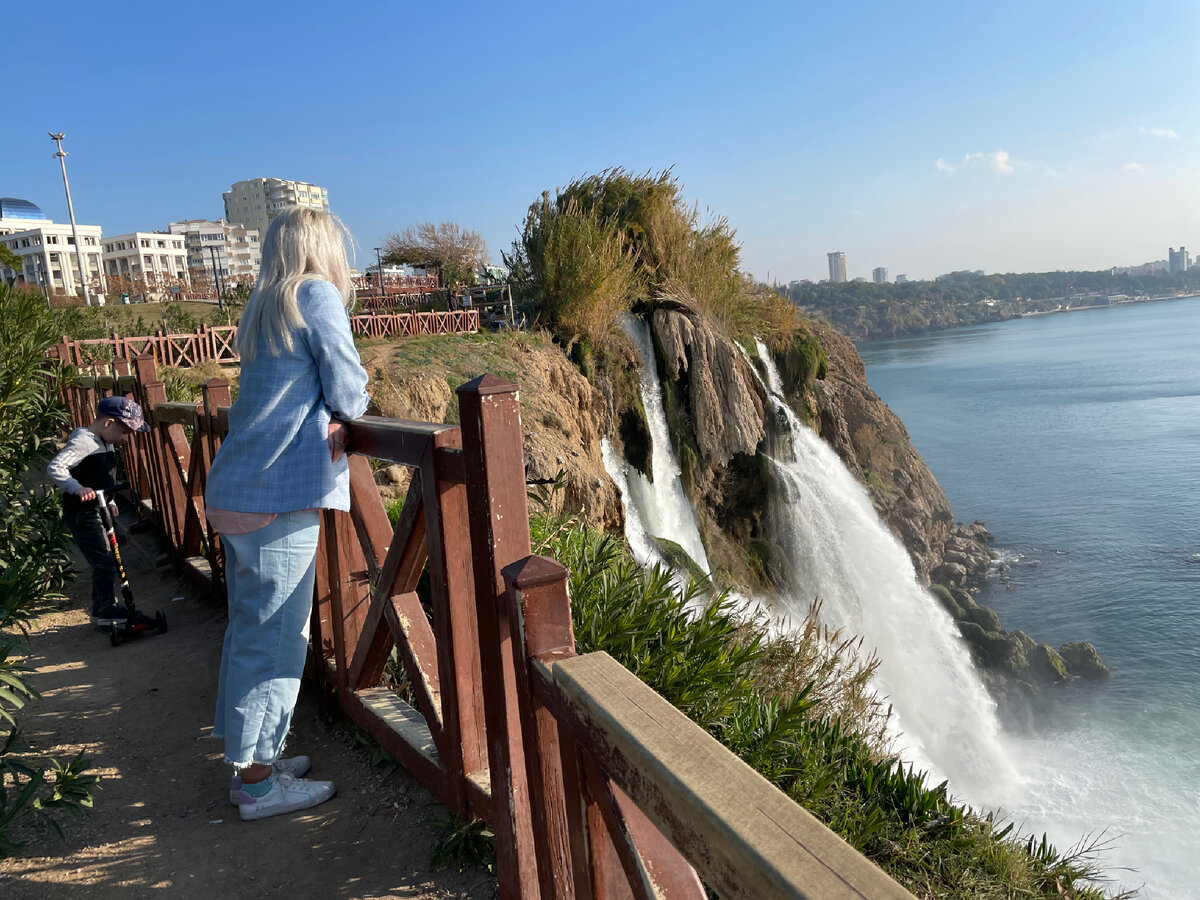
[
  {"xmin": 600, "ymin": 320, "xmax": 1015, "ymax": 805},
  {"xmin": 602, "ymin": 315, "xmax": 710, "ymax": 574},
  {"xmin": 752, "ymin": 340, "xmax": 1017, "ymax": 804}
]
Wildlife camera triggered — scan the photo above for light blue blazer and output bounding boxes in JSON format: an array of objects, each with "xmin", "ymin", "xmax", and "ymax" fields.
[{"xmin": 206, "ymin": 279, "xmax": 370, "ymax": 514}]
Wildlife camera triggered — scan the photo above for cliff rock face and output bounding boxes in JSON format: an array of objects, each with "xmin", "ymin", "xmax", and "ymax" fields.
[
  {"xmin": 361, "ymin": 342, "xmax": 622, "ymax": 531},
  {"xmin": 651, "ymin": 299, "xmax": 767, "ymax": 472},
  {"xmin": 646, "ymin": 300, "xmax": 771, "ymax": 586}
]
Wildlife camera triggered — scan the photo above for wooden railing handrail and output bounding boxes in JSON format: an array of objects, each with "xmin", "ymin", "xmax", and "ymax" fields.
[{"xmin": 544, "ymin": 651, "xmax": 913, "ymax": 900}]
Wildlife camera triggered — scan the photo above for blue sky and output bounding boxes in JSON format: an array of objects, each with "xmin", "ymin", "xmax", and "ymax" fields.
[{"xmin": 5, "ymin": 1, "xmax": 1197, "ymax": 282}]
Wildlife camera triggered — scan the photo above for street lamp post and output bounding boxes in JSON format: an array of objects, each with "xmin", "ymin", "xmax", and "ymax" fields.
[
  {"xmin": 374, "ymin": 247, "xmax": 385, "ymax": 301},
  {"xmin": 33, "ymin": 255, "xmax": 50, "ymax": 310},
  {"xmin": 48, "ymin": 132, "xmax": 94, "ymax": 306},
  {"xmin": 207, "ymin": 245, "xmax": 225, "ymax": 310}
]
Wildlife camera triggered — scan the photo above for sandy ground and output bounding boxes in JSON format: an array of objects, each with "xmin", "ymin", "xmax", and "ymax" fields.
[{"xmin": 0, "ymin": 513, "xmax": 498, "ymax": 899}]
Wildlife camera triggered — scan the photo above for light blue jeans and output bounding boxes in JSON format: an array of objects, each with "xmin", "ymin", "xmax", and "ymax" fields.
[{"xmin": 213, "ymin": 509, "xmax": 321, "ymax": 767}]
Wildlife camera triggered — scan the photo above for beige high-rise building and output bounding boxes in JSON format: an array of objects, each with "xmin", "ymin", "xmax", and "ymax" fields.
[{"xmin": 222, "ymin": 178, "xmax": 330, "ymax": 237}]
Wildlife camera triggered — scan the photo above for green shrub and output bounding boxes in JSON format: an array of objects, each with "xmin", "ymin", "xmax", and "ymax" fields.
[
  {"xmin": 509, "ymin": 169, "xmax": 801, "ymax": 347},
  {"xmin": 0, "ymin": 283, "xmax": 100, "ymax": 855},
  {"xmin": 531, "ymin": 508, "xmax": 1131, "ymax": 898}
]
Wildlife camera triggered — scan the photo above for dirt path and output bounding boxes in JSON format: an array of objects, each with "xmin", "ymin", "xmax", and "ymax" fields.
[{"xmin": 0, "ymin": 516, "xmax": 497, "ymax": 899}]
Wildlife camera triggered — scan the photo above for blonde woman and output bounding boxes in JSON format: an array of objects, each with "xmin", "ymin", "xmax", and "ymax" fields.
[{"xmin": 205, "ymin": 206, "xmax": 369, "ymax": 820}]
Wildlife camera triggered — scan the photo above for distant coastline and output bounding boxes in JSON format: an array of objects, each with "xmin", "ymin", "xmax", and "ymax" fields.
[{"xmin": 1016, "ymin": 290, "xmax": 1200, "ymax": 318}]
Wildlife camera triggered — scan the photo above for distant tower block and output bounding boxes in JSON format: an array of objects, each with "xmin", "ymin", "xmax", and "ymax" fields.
[
  {"xmin": 872, "ymin": 267, "xmax": 888, "ymax": 284},
  {"xmin": 223, "ymin": 178, "xmax": 330, "ymax": 238},
  {"xmin": 827, "ymin": 251, "xmax": 847, "ymax": 283}
]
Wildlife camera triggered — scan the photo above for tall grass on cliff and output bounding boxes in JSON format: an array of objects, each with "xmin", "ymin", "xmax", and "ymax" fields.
[
  {"xmin": 506, "ymin": 168, "xmax": 799, "ymax": 346},
  {"xmin": 0, "ymin": 284, "xmax": 100, "ymax": 854},
  {"xmin": 532, "ymin": 507, "xmax": 1134, "ymax": 899}
]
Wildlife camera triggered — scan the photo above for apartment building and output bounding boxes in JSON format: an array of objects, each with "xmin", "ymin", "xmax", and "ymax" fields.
[
  {"xmin": 168, "ymin": 219, "xmax": 261, "ymax": 287},
  {"xmin": 0, "ymin": 196, "xmax": 104, "ymax": 297},
  {"xmin": 827, "ymin": 251, "xmax": 848, "ymax": 283},
  {"xmin": 222, "ymin": 178, "xmax": 329, "ymax": 237},
  {"xmin": 102, "ymin": 232, "xmax": 190, "ymax": 296}
]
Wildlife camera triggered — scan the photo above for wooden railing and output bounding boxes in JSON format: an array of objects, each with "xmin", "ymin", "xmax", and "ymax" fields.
[
  {"xmin": 51, "ymin": 310, "xmax": 479, "ymax": 368},
  {"xmin": 57, "ymin": 354, "xmax": 915, "ymax": 900}
]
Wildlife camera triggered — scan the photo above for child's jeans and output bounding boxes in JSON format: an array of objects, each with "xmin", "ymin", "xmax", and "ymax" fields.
[
  {"xmin": 64, "ymin": 504, "xmax": 116, "ymax": 614},
  {"xmin": 213, "ymin": 509, "xmax": 320, "ymax": 767}
]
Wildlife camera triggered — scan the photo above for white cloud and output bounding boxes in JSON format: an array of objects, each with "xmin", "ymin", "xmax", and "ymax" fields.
[
  {"xmin": 1139, "ymin": 126, "xmax": 1180, "ymax": 140},
  {"xmin": 935, "ymin": 149, "xmax": 1019, "ymax": 175},
  {"xmin": 1123, "ymin": 162, "xmax": 1146, "ymax": 172}
]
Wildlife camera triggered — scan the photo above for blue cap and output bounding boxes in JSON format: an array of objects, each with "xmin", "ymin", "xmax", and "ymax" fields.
[{"xmin": 97, "ymin": 395, "xmax": 150, "ymax": 433}]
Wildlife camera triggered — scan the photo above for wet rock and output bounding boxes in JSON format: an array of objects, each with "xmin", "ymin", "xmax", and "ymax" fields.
[
  {"xmin": 962, "ymin": 603, "xmax": 1001, "ymax": 633},
  {"xmin": 1059, "ymin": 641, "xmax": 1111, "ymax": 680},
  {"xmin": 930, "ymin": 583, "xmax": 963, "ymax": 619},
  {"xmin": 1028, "ymin": 643, "xmax": 1070, "ymax": 684},
  {"xmin": 931, "ymin": 562, "xmax": 968, "ymax": 585}
]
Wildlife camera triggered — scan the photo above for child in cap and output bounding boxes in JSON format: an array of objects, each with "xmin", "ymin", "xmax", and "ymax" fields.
[{"xmin": 47, "ymin": 395, "xmax": 151, "ymax": 625}]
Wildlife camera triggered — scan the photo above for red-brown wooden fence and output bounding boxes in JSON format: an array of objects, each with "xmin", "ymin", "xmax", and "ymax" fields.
[
  {"xmin": 54, "ymin": 354, "xmax": 914, "ymax": 900},
  {"xmin": 54, "ymin": 310, "xmax": 478, "ymax": 368}
]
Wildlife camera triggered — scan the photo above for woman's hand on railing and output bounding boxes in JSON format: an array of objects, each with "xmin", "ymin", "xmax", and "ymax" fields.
[{"xmin": 328, "ymin": 419, "xmax": 349, "ymax": 462}]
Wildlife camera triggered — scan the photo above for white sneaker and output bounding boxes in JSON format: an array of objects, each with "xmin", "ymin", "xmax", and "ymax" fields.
[
  {"xmin": 237, "ymin": 772, "xmax": 336, "ymax": 821},
  {"xmin": 229, "ymin": 756, "xmax": 312, "ymax": 804}
]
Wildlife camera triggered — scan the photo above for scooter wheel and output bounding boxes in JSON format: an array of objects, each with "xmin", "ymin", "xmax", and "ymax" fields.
[
  {"xmin": 156, "ymin": 611, "xmax": 168, "ymax": 634},
  {"xmin": 109, "ymin": 626, "xmax": 122, "ymax": 647}
]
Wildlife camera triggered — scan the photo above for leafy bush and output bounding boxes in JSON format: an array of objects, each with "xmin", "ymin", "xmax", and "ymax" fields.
[
  {"xmin": 0, "ymin": 283, "xmax": 100, "ymax": 855},
  {"xmin": 508, "ymin": 169, "xmax": 800, "ymax": 346}
]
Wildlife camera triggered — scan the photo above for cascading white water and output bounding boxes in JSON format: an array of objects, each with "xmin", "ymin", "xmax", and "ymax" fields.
[
  {"xmin": 751, "ymin": 340, "xmax": 1018, "ymax": 805},
  {"xmin": 603, "ymin": 315, "xmax": 710, "ymax": 574},
  {"xmin": 603, "ymin": 322, "xmax": 1017, "ymax": 805}
]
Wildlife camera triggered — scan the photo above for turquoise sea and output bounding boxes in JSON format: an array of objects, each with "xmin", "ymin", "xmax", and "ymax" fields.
[{"xmin": 859, "ymin": 298, "xmax": 1200, "ymax": 898}]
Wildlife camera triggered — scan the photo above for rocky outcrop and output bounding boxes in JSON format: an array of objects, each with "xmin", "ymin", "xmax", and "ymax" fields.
[
  {"xmin": 642, "ymin": 300, "xmax": 773, "ymax": 587},
  {"xmin": 361, "ymin": 341, "xmax": 622, "ymax": 531},
  {"xmin": 650, "ymin": 299, "xmax": 767, "ymax": 472}
]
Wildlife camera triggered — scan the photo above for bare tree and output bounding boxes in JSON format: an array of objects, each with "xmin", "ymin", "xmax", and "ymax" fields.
[{"xmin": 381, "ymin": 222, "xmax": 488, "ymax": 288}]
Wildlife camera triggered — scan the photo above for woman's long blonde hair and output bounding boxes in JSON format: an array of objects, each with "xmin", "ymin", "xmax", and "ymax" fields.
[{"xmin": 236, "ymin": 206, "xmax": 356, "ymax": 361}]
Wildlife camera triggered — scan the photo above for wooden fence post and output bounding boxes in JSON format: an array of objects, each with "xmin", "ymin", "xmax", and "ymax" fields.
[
  {"xmin": 504, "ymin": 555, "xmax": 583, "ymax": 899},
  {"xmin": 132, "ymin": 355, "xmax": 172, "ymax": 534},
  {"xmin": 419, "ymin": 428, "xmax": 486, "ymax": 818},
  {"xmin": 457, "ymin": 375, "xmax": 539, "ymax": 899}
]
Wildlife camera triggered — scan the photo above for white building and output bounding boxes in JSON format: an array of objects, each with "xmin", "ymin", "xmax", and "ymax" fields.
[
  {"xmin": 826, "ymin": 250, "xmax": 847, "ymax": 283},
  {"xmin": 102, "ymin": 232, "xmax": 190, "ymax": 297},
  {"xmin": 222, "ymin": 178, "xmax": 329, "ymax": 237},
  {"xmin": 168, "ymin": 219, "xmax": 261, "ymax": 288},
  {"xmin": 0, "ymin": 197, "xmax": 104, "ymax": 299}
]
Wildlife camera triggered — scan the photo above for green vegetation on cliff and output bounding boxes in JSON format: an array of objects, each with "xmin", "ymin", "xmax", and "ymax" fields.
[{"xmin": 506, "ymin": 168, "xmax": 800, "ymax": 347}]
